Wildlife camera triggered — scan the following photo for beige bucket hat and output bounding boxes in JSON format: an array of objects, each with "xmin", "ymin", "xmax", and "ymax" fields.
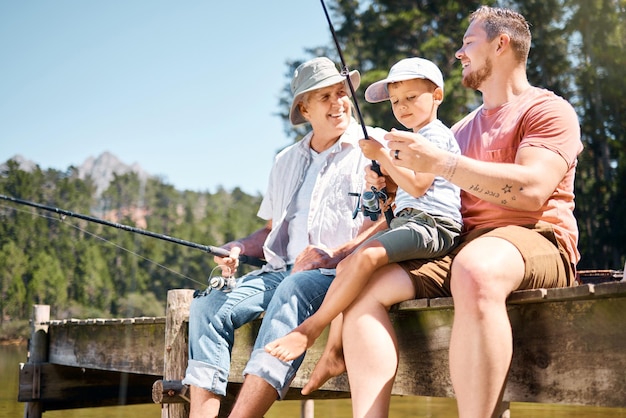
[{"xmin": 289, "ymin": 57, "xmax": 361, "ymax": 125}]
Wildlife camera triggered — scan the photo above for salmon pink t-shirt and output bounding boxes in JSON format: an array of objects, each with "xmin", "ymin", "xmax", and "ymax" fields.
[{"xmin": 451, "ymin": 87, "xmax": 583, "ymax": 264}]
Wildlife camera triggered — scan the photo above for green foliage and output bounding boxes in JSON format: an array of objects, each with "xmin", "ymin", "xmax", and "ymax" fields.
[
  {"xmin": 0, "ymin": 164, "xmax": 265, "ymax": 324},
  {"xmin": 1, "ymin": 0, "xmax": 624, "ymax": 329},
  {"xmin": 117, "ymin": 291, "xmax": 165, "ymax": 318},
  {"xmin": 565, "ymin": 0, "xmax": 626, "ymax": 268},
  {"xmin": 0, "ymin": 241, "xmax": 27, "ymax": 322},
  {"xmin": 28, "ymin": 253, "xmax": 67, "ymax": 315},
  {"xmin": 0, "ymin": 319, "xmax": 29, "ymax": 342}
]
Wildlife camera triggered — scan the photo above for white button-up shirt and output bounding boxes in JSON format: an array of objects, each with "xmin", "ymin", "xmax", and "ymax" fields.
[{"xmin": 258, "ymin": 121, "xmax": 383, "ymax": 270}]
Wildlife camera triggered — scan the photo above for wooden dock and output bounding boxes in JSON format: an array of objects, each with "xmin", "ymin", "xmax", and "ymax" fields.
[{"xmin": 18, "ymin": 271, "xmax": 626, "ymax": 417}]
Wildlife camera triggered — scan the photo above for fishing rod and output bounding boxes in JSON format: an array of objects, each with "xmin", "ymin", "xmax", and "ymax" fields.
[
  {"xmin": 319, "ymin": 0, "xmax": 394, "ymax": 226},
  {"xmin": 0, "ymin": 194, "xmax": 266, "ymax": 268}
]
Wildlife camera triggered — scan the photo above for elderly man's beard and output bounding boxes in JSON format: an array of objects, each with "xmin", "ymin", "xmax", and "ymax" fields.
[{"xmin": 462, "ymin": 57, "xmax": 493, "ymax": 90}]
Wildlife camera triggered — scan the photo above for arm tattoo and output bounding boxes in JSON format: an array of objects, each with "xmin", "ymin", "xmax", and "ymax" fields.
[
  {"xmin": 470, "ymin": 183, "xmax": 520, "ymax": 206},
  {"xmin": 442, "ymin": 154, "xmax": 458, "ymax": 181}
]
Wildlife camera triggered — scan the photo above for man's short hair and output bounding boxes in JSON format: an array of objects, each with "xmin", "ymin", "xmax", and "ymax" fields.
[{"xmin": 470, "ymin": 6, "xmax": 532, "ymax": 64}]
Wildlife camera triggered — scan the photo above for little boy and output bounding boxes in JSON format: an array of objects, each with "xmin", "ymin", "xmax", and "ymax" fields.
[{"xmin": 265, "ymin": 57, "xmax": 462, "ymax": 363}]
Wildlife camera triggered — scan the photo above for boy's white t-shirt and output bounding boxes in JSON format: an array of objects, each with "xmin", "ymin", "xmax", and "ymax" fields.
[{"xmin": 371, "ymin": 119, "xmax": 462, "ymax": 225}]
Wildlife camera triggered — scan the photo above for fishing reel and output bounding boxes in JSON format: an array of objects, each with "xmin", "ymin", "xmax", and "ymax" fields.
[
  {"xmin": 209, "ymin": 274, "xmax": 237, "ymax": 292},
  {"xmin": 209, "ymin": 263, "xmax": 239, "ymax": 292},
  {"xmin": 194, "ymin": 266, "xmax": 238, "ymax": 297},
  {"xmin": 351, "ymin": 186, "xmax": 388, "ymax": 221}
]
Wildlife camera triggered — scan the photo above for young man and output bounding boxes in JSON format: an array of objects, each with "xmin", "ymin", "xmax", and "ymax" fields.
[
  {"xmin": 309, "ymin": 6, "xmax": 583, "ymax": 418},
  {"xmin": 182, "ymin": 56, "xmax": 385, "ymax": 418}
]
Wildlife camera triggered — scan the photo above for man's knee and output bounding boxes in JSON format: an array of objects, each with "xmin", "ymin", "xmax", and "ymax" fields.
[
  {"xmin": 189, "ymin": 290, "xmax": 222, "ymax": 316},
  {"xmin": 451, "ymin": 238, "xmax": 524, "ymax": 300},
  {"xmin": 276, "ymin": 270, "xmax": 332, "ymax": 300}
]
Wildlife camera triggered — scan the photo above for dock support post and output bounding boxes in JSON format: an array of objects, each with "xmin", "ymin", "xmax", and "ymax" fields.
[
  {"xmin": 23, "ymin": 304, "xmax": 50, "ymax": 418},
  {"xmin": 161, "ymin": 289, "xmax": 194, "ymax": 418}
]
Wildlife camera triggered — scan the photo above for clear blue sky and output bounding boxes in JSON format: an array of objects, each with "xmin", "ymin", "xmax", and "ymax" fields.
[{"xmin": 0, "ymin": 1, "xmax": 332, "ymax": 195}]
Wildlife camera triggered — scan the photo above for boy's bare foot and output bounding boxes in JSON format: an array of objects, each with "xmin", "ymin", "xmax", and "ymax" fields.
[
  {"xmin": 265, "ymin": 329, "xmax": 312, "ymax": 362},
  {"xmin": 301, "ymin": 349, "xmax": 346, "ymax": 395}
]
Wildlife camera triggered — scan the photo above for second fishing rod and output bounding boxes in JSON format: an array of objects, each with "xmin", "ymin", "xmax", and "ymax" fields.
[{"xmin": 0, "ymin": 193, "xmax": 266, "ymax": 269}]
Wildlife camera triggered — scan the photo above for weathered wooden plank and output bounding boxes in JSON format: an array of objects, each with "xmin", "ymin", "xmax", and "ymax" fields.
[
  {"xmin": 506, "ymin": 295, "xmax": 626, "ymax": 407},
  {"xmin": 390, "ymin": 288, "xmax": 626, "ymax": 407},
  {"xmin": 594, "ymin": 280, "xmax": 626, "ymax": 297},
  {"xmin": 391, "ymin": 307, "xmax": 456, "ymax": 398},
  {"xmin": 394, "ymin": 297, "xmax": 430, "ymax": 311},
  {"xmin": 35, "ymin": 280, "xmax": 626, "ymax": 411},
  {"xmin": 47, "ymin": 320, "xmax": 165, "ymax": 375},
  {"xmin": 396, "ymin": 281, "xmax": 626, "ymax": 307},
  {"xmin": 429, "ymin": 297, "xmax": 455, "ymax": 309},
  {"xmin": 545, "ymin": 283, "xmax": 595, "ymax": 301},
  {"xmin": 43, "ymin": 310, "xmax": 349, "ymax": 392},
  {"xmin": 47, "ymin": 316, "xmax": 165, "ymax": 326},
  {"xmin": 506, "ymin": 288, "xmax": 548, "ymax": 304}
]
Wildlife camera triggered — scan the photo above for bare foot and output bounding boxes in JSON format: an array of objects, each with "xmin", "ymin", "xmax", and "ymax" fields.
[
  {"xmin": 301, "ymin": 349, "xmax": 346, "ymax": 395},
  {"xmin": 265, "ymin": 329, "xmax": 313, "ymax": 362}
]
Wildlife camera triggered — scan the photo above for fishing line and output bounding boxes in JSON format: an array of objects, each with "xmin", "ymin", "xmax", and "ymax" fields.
[
  {"xmin": 0, "ymin": 194, "xmax": 265, "ymax": 268},
  {"xmin": 319, "ymin": 0, "xmax": 395, "ymax": 226},
  {"xmin": 0, "ymin": 202, "xmax": 206, "ymax": 287}
]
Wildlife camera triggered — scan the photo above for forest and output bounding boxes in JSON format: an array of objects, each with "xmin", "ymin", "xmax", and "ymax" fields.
[{"xmin": 1, "ymin": 0, "xmax": 624, "ymax": 338}]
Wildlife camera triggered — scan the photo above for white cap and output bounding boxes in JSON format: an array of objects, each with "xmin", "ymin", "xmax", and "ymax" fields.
[{"xmin": 365, "ymin": 57, "xmax": 444, "ymax": 103}]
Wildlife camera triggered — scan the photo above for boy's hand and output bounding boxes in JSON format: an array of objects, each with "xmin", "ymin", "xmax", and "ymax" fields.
[
  {"xmin": 364, "ymin": 164, "xmax": 387, "ymax": 190},
  {"xmin": 359, "ymin": 137, "xmax": 385, "ymax": 161},
  {"xmin": 364, "ymin": 164, "xmax": 398, "ymax": 195}
]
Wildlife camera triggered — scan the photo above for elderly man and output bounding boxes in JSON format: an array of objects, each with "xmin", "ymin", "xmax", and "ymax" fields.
[{"xmin": 183, "ymin": 56, "xmax": 385, "ymax": 418}]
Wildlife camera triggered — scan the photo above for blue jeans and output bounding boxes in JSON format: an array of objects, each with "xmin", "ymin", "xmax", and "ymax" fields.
[{"xmin": 182, "ymin": 267, "xmax": 335, "ymax": 398}]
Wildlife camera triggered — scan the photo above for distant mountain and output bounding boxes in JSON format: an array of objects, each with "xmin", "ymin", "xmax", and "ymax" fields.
[
  {"xmin": 0, "ymin": 154, "xmax": 38, "ymax": 173},
  {"xmin": 1, "ymin": 152, "xmax": 151, "ymax": 196},
  {"xmin": 78, "ymin": 151, "xmax": 150, "ymax": 196}
]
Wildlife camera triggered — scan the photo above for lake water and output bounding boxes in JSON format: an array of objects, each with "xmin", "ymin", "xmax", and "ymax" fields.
[{"xmin": 2, "ymin": 344, "xmax": 625, "ymax": 417}]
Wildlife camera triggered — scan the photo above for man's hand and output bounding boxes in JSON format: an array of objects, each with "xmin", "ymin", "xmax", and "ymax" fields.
[
  {"xmin": 292, "ymin": 245, "xmax": 339, "ymax": 272},
  {"xmin": 386, "ymin": 129, "xmax": 442, "ymax": 174},
  {"xmin": 212, "ymin": 246, "xmax": 241, "ymax": 277}
]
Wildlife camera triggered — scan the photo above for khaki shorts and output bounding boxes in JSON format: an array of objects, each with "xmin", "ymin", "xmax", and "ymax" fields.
[{"xmin": 398, "ymin": 223, "xmax": 576, "ymax": 299}]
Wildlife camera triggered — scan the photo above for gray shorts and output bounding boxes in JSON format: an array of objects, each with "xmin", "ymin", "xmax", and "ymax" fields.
[{"xmin": 363, "ymin": 208, "xmax": 462, "ymax": 264}]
